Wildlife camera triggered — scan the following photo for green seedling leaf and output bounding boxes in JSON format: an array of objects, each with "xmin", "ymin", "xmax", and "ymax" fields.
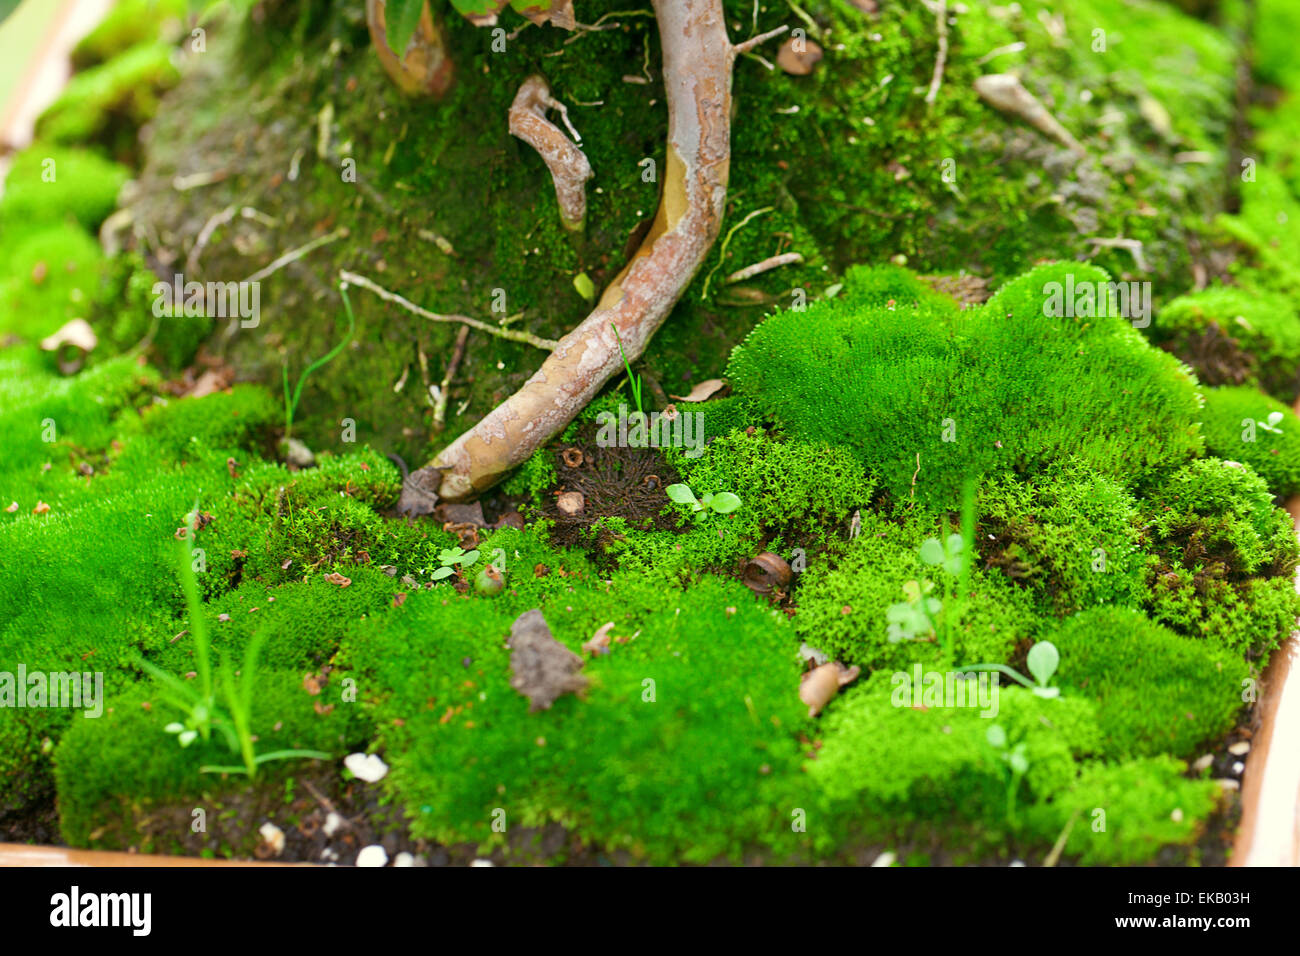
[
  {"xmin": 666, "ymin": 483, "xmax": 698, "ymax": 505},
  {"xmin": 919, "ymin": 538, "xmax": 945, "ymax": 565},
  {"xmin": 573, "ymin": 272, "xmax": 596, "ymax": 301},
  {"xmin": 457, "ymin": 549, "xmax": 480, "ymax": 566},
  {"xmin": 1026, "ymin": 640, "xmax": 1060, "ymax": 686},
  {"xmin": 384, "ymin": 0, "xmax": 426, "ymax": 57},
  {"xmin": 710, "ymin": 492, "xmax": 742, "ymax": 514},
  {"xmin": 431, "ymin": 566, "xmax": 455, "ymax": 581}
]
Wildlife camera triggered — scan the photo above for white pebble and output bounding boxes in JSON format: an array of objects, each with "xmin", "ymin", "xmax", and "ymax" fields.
[
  {"xmin": 1232, "ymin": 761, "xmax": 1245, "ymax": 775},
  {"xmin": 258, "ymin": 822, "xmax": 285, "ymax": 856},
  {"xmin": 1170, "ymin": 807, "xmax": 1184, "ymax": 823},
  {"xmin": 356, "ymin": 845, "xmax": 389, "ymax": 867},
  {"xmin": 1009, "ymin": 860, "xmax": 1026, "ymax": 867},
  {"xmin": 1192, "ymin": 754, "xmax": 1214, "ymax": 773},
  {"xmin": 470, "ymin": 859, "xmax": 495, "ymax": 867},
  {"xmin": 323, "ymin": 811, "xmax": 344, "ymax": 836},
  {"xmin": 344, "ymin": 752, "xmax": 389, "ymax": 783},
  {"xmin": 393, "ymin": 852, "xmax": 416, "ymax": 867},
  {"xmin": 1228, "ymin": 741, "xmax": 1251, "ymax": 756},
  {"xmin": 870, "ymin": 851, "xmax": 896, "ymax": 867}
]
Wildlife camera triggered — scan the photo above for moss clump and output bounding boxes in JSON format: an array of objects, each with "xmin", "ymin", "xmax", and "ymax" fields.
[
  {"xmin": 0, "ymin": 142, "xmax": 131, "ymax": 235},
  {"xmin": 1198, "ymin": 386, "xmax": 1300, "ymax": 497},
  {"xmin": 338, "ymin": 574, "xmax": 808, "ymax": 863},
  {"xmin": 669, "ymin": 430, "xmax": 875, "ymax": 552},
  {"xmin": 1152, "ymin": 285, "xmax": 1300, "ymax": 401},
  {"xmin": 977, "ymin": 463, "xmax": 1146, "ymax": 615},
  {"xmin": 53, "ymin": 672, "xmax": 365, "ymax": 849},
  {"xmin": 792, "ymin": 510, "xmax": 1041, "ymax": 672},
  {"xmin": 1045, "ymin": 756, "xmax": 1220, "ymax": 865},
  {"xmin": 811, "ymin": 673, "xmax": 1100, "ymax": 825},
  {"xmin": 35, "ymin": 42, "xmax": 179, "ymax": 162},
  {"xmin": 0, "ymin": 223, "xmax": 105, "ymax": 342},
  {"xmin": 1139, "ymin": 458, "xmax": 1300, "ymax": 657},
  {"xmin": 1051, "ymin": 606, "xmax": 1250, "ymax": 760},
  {"xmin": 729, "ymin": 262, "xmax": 1203, "ymax": 510},
  {"xmin": 500, "ymin": 447, "xmax": 557, "ymax": 504},
  {"xmin": 70, "ymin": 0, "xmax": 185, "ymax": 70}
]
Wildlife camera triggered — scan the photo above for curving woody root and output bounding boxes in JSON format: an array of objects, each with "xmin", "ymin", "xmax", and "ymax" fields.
[
  {"xmin": 509, "ymin": 75, "xmax": 593, "ymax": 233},
  {"xmin": 398, "ymin": 0, "xmax": 786, "ymax": 512}
]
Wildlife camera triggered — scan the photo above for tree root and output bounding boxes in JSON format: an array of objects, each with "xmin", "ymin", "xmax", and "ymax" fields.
[
  {"xmin": 508, "ymin": 75, "xmax": 593, "ymax": 233},
  {"xmin": 366, "ymin": 0, "xmax": 454, "ymax": 98},
  {"xmin": 398, "ymin": 0, "xmax": 787, "ymax": 512}
]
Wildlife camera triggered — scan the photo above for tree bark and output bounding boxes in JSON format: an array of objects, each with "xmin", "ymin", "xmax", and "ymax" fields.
[{"xmin": 399, "ymin": 0, "xmax": 780, "ymax": 511}]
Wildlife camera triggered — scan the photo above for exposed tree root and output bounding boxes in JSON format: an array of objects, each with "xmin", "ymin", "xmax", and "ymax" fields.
[
  {"xmin": 366, "ymin": 0, "xmax": 454, "ymax": 98},
  {"xmin": 508, "ymin": 75, "xmax": 593, "ymax": 233},
  {"xmin": 398, "ymin": 1, "xmax": 787, "ymax": 512}
]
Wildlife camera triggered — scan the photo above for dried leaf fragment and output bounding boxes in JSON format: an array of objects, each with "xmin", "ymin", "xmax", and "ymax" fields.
[
  {"xmin": 800, "ymin": 662, "xmax": 861, "ymax": 717},
  {"xmin": 669, "ymin": 379, "xmax": 726, "ymax": 402},
  {"xmin": 324, "ymin": 572, "xmax": 352, "ymax": 587}
]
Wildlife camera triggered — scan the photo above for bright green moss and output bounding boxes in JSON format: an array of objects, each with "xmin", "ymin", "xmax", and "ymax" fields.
[
  {"xmin": 792, "ymin": 510, "xmax": 1042, "ymax": 671},
  {"xmin": 0, "ymin": 223, "xmax": 104, "ymax": 341},
  {"xmin": 1199, "ymin": 386, "xmax": 1300, "ymax": 497},
  {"xmin": 338, "ymin": 574, "xmax": 807, "ymax": 863},
  {"xmin": 730, "ymin": 262, "xmax": 1204, "ymax": 510},
  {"xmin": 35, "ymin": 42, "xmax": 179, "ymax": 161},
  {"xmin": 811, "ymin": 672, "xmax": 1100, "ymax": 823},
  {"xmin": 70, "ymin": 0, "xmax": 185, "ymax": 70},
  {"xmin": 977, "ymin": 463, "xmax": 1146, "ymax": 616},
  {"xmin": 1139, "ymin": 458, "xmax": 1300, "ymax": 657},
  {"xmin": 125, "ymin": 385, "xmax": 279, "ymax": 461},
  {"xmin": 1052, "ymin": 606, "xmax": 1251, "ymax": 759},
  {"xmin": 1254, "ymin": 0, "xmax": 1300, "ymax": 92},
  {"xmin": 1046, "ymin": 756, "xmax": 1220, "ymax": 865},
  {"xmin": 500, "ymin": 447, "xmax": 557, "ymax": 503},
  {"xmin": 668, "ymin": 430, "xmax": 875, "ymax": 554},
  {"xmin": 54, "ymin": 672, "xmax": 365, "ymax": 849},
  {"xmin": 1217, "ymin": 167, "xmax": 1300, "ymax": 296},
  {"xmin": 1152, "ymin": 285, "xmax": 1300, "ymax": 401},
  {"xmin": 0, "ymin": 142, "xmax": 130, "ymax": 234},
  {"xmin": 684, "ymin": 394, "xmax": 762, "ymax": 447}
]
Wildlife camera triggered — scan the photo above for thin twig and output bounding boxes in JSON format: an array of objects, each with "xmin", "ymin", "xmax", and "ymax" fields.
[
  {"xmin": 434, "ymin": 326, "xmax": 471, "ymax": 431},
  {"xmin": 726, "ymin": 252, "xmax": 803, "ymax": 284},
  {"xmin": 242, "ymin": 227, "xmax": 349, "ymax": 284},
  {"xmin": 186, "ymin": 204, "xmax": 238, "ymax": 275},
  {"xmin": 339, "ymin": 270, "xmax": 558, "ymax": 350},
  {"xmin": 733, "ymin": 23, "xmax": 789, "ymax": 56},
  {"xmin": 924, "ymin": 0, "xmax": 949, "ymax": 107}
]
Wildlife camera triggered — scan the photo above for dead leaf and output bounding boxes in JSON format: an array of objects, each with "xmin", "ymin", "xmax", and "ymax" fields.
[
  {"xmin": 582, "ymin": 621, "xmax": 615, "ymax": 656},
  {"xmin": 324, "ymin": 572, "xmax": 352, "ymax": 587},
  {"xmin": 669, "ymin": 378, "xmax": 726, "ymax": 402},
  {"xmin": 777, "ymin": 38, "xmax": 823, "ymax": 76},
  {"xmin": 33, "ymin": 501, "xmax": 50, "ymax": 515}
]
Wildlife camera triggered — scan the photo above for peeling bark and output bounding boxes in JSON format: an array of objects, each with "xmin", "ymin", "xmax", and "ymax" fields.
[
  {"xmin": 399, "ymin": 0, "xmax": 781, "ymax": 511},
  {"xmin": 508, "ymin": 75, "xmax": 593, "ymax": 233}
]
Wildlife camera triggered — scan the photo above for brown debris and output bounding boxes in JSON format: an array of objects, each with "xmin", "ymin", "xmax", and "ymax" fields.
[
  {"xmin": 743, "ymin": 552, "xmax": 794, "ymax": 595},
  {"xmin": 507, "ymin": 609, "xmax": 587, "ymax": 712},
  {"xmin": 777, "ymin": 37, "xmax": 823, "ymax": 76},
  {"xmin": 557, "ymin": 491, "xmax": 585, "ymax": 516},
  {"xmin": 800, "ymin": 662, "xmax": 862, "ymax": 717}
]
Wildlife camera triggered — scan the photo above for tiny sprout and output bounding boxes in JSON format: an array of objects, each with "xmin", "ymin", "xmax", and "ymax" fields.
[
  {"xmin": 666, "ymin": 483, "xmax": 742, "ymax": 523},
  {"xmin": 432, "ymin": 546, "xmax": 480, "ymax": 581},
  {"xmin": 1258, "ymin": 411, "xmax": 1285, "ymax": 434}
]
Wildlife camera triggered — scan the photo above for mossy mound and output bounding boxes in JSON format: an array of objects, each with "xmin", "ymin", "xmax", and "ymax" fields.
[
  {"xmin": 0, "ymin": 143, "xmax": 130, "ymax": 235},
  {"xmin": 1051, "ymin": 606, "xmax": 1251, "ymax": 760},
  {"xmin": 729, "ymin": 262, "xmax": 1204, "ymax": 510},
  {"xmin": 1152, "ymin": 285, "xmax": 1300, "ymax": 402},
  {"xmin": 1199, "ymin": 385, "xmax": 1300, "ymax": 497}
]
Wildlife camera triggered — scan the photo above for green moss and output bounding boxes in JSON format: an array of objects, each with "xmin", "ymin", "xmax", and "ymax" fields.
[
  {"xmin": 0, "ymin": 223, "xmax": 104, "ymax": 341},
  {"xmin": 1153, "ymin": 285, "xmax": 1300, "ymax": 402},
  {"xmin": 1139, "ymin": 458, "xmax": 1300, "ymax": 657},
  {"xmin": 1045, "ymin": 756, "xmax": 1220, "ymax": 865},
  {"xmin": 126, "ymin": 385, "xmax": 279, "ymax": 462},
  {"xmin": 1254, "ymin": 0, "xmax": 1300, "ymax": 92},
  {"xmin": 500, "ymin": 446, "xmax": 557, "ymax": 504},
  {"xmin": 977, "ymin": 462, "xmax": 1146, "ymax": 616},
  {"xmin": 730, "ymin": 262, "xmax": 1204, "ymax": 510},
  {"xmin": 35, "ymin": 42, "xmax": 179, "ymax": 161},
  {"xmin": 1051, "ymin": 606, "xmax": 1250, "ymax": 759},
  {"xmin": 792, "ymin": 510, "xmax": 1041, "ymax": 671},
  {"xmin": 70, "ymin": 0, "xmax": 185, "ymax": 70},
  {"xmin": 0, "ymin": 142, "xmax": 130, "ymax": 234},
  {"xmin": 54, "ymin": 672, "xmax": 364, "ymax": 849},
  {"xmin": 1217, "ymin": 167, "xmax": 1300, "ymax": 296},
  {"xmin": 1199, "ymin": 386, "xmax": 1300, "ymax": 497},
  {"xmin": 811, "ymin": 673, "xmax": 1100, "ymax": 826},
  {"xmin": 337, "ymin": 573, "xmax": 808, "ymax": 863}
]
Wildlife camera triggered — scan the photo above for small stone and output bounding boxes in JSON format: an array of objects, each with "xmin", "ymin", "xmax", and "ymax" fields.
[
  {"xmin": 470, "ymin": 859, "xmax": 495, "ymax": 867},
  {"xmin": 356, "ymin": 845, "xmax": 388, "ymax": 867},
  {"xmin": 1227, "ymin": 741, "xmax": 1250, "ymax": 756},
  {"xmin": 871, "ymin": 851, "xmax": 896, "ymax": 867},
  {"xmin": 1232, "ymin": 761, "xmax": 1245, "ymax": 775},
  {"xmin": 1214, "ymin": 778, "xmax": 1240, "ymax": 792},
  {"xmin": 393, "ymin": 852, "xmax": 416, "ymax": 867},
  {"xmin": 557, "ymin": 491, "xmax": 585, "ymax": 516},
  {"xmin": 344, "ymin": 752, "xmax": 389, "ymax": 783},
  {"xmin": 258, "ymin": 822, "xmax": 285, "ymax": 857},
  {"xmin": 323, "ymin": 811, "xmax": 344, "ymax": 836},
  {"xmin": 1009, "ymin": 860, "xmax": 1026, "ymax": 867},
  {"xmin": 1170, "ymin": 808, "xmax": 1184, "ymax": 823},
  {"xmin": 1192, "ymin": 753, "xmax": 1214, "ymax": 773}
]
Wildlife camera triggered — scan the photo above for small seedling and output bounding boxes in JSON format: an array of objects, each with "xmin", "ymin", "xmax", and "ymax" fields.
[
  {"xmin": 959, "ymin": 640, "xmax": 1061, "ymax": 699},
  {"xmin": 920, "ymin": 532, "xmax": 965, "ymax": 576},
  {"xmin": 887, "ymin": 578, "xmax": 940, "ymax": 643},
  {"xmin": 432, "ymin": 546, "xmax": 480, "ymax": 581},
  {"xmin": 282, "ymin": 281, "xmax": 357, "ymax": 444},
  {"xmin": 1258, "ymin": 411, "xmax": 1285, "ymax": 435},
  {"xmin": 666, "ymin": 483, "xmax": 742, "ymax": 523},
  {"xmin": 611, "ymin": 323, "xmax": 645, "ymax": 420},
  {"xmin": 986, "ymin": 724, "xmax": 1029, "ymax": 826}
]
